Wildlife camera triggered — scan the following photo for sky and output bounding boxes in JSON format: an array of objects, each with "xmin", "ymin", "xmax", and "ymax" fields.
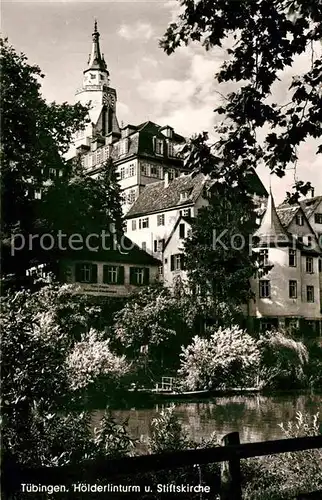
[{"xmin": 2, "ymin": 0, "xmax": 321, "ymax": 204}]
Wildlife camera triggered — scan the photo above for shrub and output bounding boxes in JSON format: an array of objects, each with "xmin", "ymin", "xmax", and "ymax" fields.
[
  {"xmin": 257, "ymin": 330, "xmax": 309, "ymax": 389},
  {"xmin": 178, "ymin": 326, "xmax": 260, "ymax": 390}
]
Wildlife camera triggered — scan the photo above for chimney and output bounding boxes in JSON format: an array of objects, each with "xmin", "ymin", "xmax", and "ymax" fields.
[
  {"xmin": 310, "ymin": 187, "xmax": 315, "ymax": 198},
  {"xmin": 164, "ymin": 171, "xmax": 169, "ymax": 188}
]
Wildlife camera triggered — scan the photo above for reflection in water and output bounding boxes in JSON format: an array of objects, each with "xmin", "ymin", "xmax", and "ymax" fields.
[{"xmin": 91, "ymin": 393, "xmax": 321, "ymax": 454}]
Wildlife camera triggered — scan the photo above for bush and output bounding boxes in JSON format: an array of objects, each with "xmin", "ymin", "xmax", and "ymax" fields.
[
  {"xmin": 242, "ymin": 412, "xmax": 322, "ymax": 500},
  {"xmin": 178, "ymin": 326, "xmax": 260, "ymax": 390},
  {"xmin": 257, "ymin": 330, "xmax": 309, "ymax": 390},
  {"xmin": 1, "ymin": 284, "xmax": 133, "ymax": 484}
]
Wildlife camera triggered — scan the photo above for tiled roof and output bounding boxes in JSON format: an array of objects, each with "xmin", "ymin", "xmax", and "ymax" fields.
[
  {"xmin": 125, "ymin": 173, "xmax": 207, "ymax": 218},
  {"xmin": 113, "ymin": 121, "xmax": 186, "ymax": 164},
  {"xmin": 276, "ymin": 205, "xmax": 300, "ymax": 227},
  {"xmin": 299, "ymin": 195, "xmax": 322, "ymax": 220},
  {"xmin": 55, "ymin": 235, "xmax": 161, "ymax": 265}
]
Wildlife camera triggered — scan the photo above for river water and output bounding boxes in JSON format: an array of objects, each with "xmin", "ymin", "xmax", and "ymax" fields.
[{"xmin": 91, "ymin": 392, "xmax": 321, "ymax": 453}]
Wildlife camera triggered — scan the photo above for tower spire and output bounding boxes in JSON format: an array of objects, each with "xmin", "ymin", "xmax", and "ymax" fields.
[{"xmin": 84, "ymin": 20, "xmax": 108, "ymax": 74}]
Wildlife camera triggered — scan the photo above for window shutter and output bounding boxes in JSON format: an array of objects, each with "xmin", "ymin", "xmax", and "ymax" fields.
[
  {"xmin": 118, "ymin": 266, "xmax": 125, "ymax": 285},
  {"xmin": 75, "ymin": 263, "xmax": 82, "ymax": 282},
  {"xmin": 130, "ymin": 267, "xmax": 136, "ymax": 285},
  {"xmin": 103, "ymin": 265, "xmax": 109, "ymax": 284},
  {"xmin": 144, "ymin": 267, "xmax": 150, "ymax": 285},
  {"xmin": 91, "ymin": 264, "xmax": 98, "ymax": 283},
  {"xmin": 181, "ymin": 254, "xmax": 186, "ymax": 270},
  {"xmin": 170, "ymin": 255, "xmax": 174, "ymax": 271}
]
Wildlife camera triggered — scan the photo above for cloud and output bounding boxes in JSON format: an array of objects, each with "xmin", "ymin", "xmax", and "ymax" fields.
[{"xmin": 118, "ymin": 22, "xmax": 154, "ymax": 41}]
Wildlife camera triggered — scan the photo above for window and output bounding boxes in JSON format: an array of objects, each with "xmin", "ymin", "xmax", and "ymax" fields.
[
  {"xmin": 103, "ymin": 265, "xmax": 124, "ymax": 285},
  {"xmin": 298, "ymin": 236, "xmax": 303, "ymax": 244},
  {"xmin": 157, "ymin": 214, "xmax": 165, "ymax": 226},
  {"xmin": 142, "ymin": 242, "xmax": 147, "ymax": 251},
  {"xmin": 155, "ymin": 138, "xmax": 164, "ymax": 155},
  {"xmin": 75, "ymin": 263, "xmax": 97, "ymax": 283},
  {"xmin": 158, "ymin": 265, "xmax": 163, "ymax": 277},
  {"xmin": 259, "ymin": 249, "xmax": 269, "ymax": 266},
  {"xmin": 306, "ymin": 236, "xmax": 312, "ymax": 248},
  {"xmin": 128, "ymin": 163, "xmax": 135, "ymax": 177},
  {"xmin": 306, "ymin": 256, "xmax": 314, "ymax": 273},
  {"xmin": 180, "ymin": 191, "xmax": 190, "ymax": 201},
  {"xmin": 131, "ymin": 220, "xmax": 137, "ymax": 231},
  {"xmin": 180, "ymin": 208, "xmax": 191, "ymax": 217},
  {"xmin": 141, "ymin": 163, "xmax": 149, "ymax": 176},
  {"xmin": 307, "ymin": 285, "xmax": 314, "ymax": 303},
  {"xmin": 154, "ymin": 239, "xmax": 165, "ymax": 252},
  {"xmin": 314, "ymin": 213, "xmax": 322, "ymax": 224},
  {"xmin": 120, "ymin": 166, "xmax": 126, "ymax": 179},
  {"xmin": 127, "ymin": 190, "xmax": 136, "ymax": 204},
  {"xmin": 139, "ymin": 217, "xmax": 149, "ymax": 229},
  {"xmin": 259, "ymin": 280, "xmax": 270, "ymax": 298},
  {"xmin": 168, "ymin": 168, "xmax": 175, "ymax": 180},
  {"xmin": 319, "ymin": 258, "xmax": 322, "ymax": 273},
  {"xmin": 170, "ymin": 254, "xmax": 185, "ymax": 271},
  {"xmin": 179, "ymin": 223, "xmax": 185, "ymax": 239},
  {"xmin": 296, "ymin": 214, "xmax": 304, "ymax": 226},
  {"xmin": 289, "ymin": 280, "xmax": 297, "ymax": 299},
  {"xmin": 34, "ymin": 189, "xmax": 42, "ymax": 200},
  {"xmin": 49, "ymin": 168, "xmax": 57, "ymax": 180},
  {"xmin": 289, "ymin": 249, "xmax": 297, "ymax": 267},
  {"xmin": 119, "ymin": 139, "xmax": 128, "ymax": 156},
  {"xmin": 260, "ymin": 320, "xmax": 277, "ymax": 332},
  {"xmin": 167, "ymin": 141, "xmax": 175, "ymax": 157},
  {"xmin": 130, "ymin": 267, "xmax": 149, "ymax": 286},
  {"xmin": 150, "ymin": 165, "xmax": 160, "ymax": 178}
]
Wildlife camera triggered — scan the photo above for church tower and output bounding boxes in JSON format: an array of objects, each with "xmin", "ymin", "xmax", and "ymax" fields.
[{"xmin": 74, "ymin": 21, "xmax": 120, "ymax": 150}]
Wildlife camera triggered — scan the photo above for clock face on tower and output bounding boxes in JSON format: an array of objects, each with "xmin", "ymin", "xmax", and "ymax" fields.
[{"xmin": 103, "ymin": 93, "xmax": 116, "ymax": 108}]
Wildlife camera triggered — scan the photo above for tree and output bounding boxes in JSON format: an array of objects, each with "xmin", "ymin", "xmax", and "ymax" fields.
[
  {"xmin": 0, "ymin": 38, "xmax": 89, "ymax": 277},
  {"xmin": 161, "ymin": 1, "xmax": 322, "ymax": 200},
  {"xmin": 1, "ymin": 284, "xmax": 130, "ymax": 477},
  {"xmin": 34, "ymin": 157, "xmax": 124, "ymax": 273},
  {"xmin": 184, "ymin": 182, "xmax": 259, "ymax": 316},
  {"xmin": 113, "ymin": 285, "xmax": 202, "ymax": 381}
]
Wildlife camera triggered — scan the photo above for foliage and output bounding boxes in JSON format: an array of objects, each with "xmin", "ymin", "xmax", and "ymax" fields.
[
  {"xmin": 1, "ymin": 284, "xmax": 130, "ymax": 473},
  {"xmin": 257, "ymin": 330, "xmax": 309, "ymax": 389},
  {"xmin": 113, "ymin": 285, "xmax": 203, "ymax": 380},
  {"xmin": 0, "ymin": 38, "xmax": 89, "ymax": 276},
  {"xmin": 37, "ymin": 158, "xmax": 124, "ymax": 247},
  {"xmin": 66, "ymin": 329, "xmax": 129, "ymax": 391},
  {"xmin": 242, "ymin": 412, "xmax": 322, "ymax": 499},
  {"xmin": 184, "ymin": 183, "xmax": 259, "ymax": 310},
  {"xmin": 161, "ymin": 1, "xmax": 322, "ymax": 200},
  {"xmin": 179, "ymin": 326, "xmax": 260, "ymax": 390},
  {"xmin": 146, "ymin": 405, "xmax": 220, "ymax": 499}
]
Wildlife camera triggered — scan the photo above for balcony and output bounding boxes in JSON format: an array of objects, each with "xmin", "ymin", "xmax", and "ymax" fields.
[{"xmin": 75, "ymin": 84, "xmax": 106, "ymax": 95}]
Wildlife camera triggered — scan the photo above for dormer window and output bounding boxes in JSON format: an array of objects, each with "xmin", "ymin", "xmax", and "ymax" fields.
[
  {"xmin": 167, "ymin": 141, "xmax": 175, "ymax": 157},
  {"xmin": 180, "ymin": 190, "xmax": 191, "ymax": 201},
  {"xmin": 119, "ymin": 138, "xmax": 129, "ymax": 156},
  {"xmin": 155, "ymin": 138, "xmax": 164, "ymax": 155},
  {"xmin": 296, "ymin": 214, "xmax": 304, "ymax": 226}
]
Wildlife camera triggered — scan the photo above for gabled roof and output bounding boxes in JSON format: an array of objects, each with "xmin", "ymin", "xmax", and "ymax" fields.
[
  {"xmin": 299, "ymin": 195, "xmax": 322, "ymax": 220},
  {"xmin": 163, "ymin": 215, "xmax": 193, "ymax": 251},
  {"xmin": 276, "ymin": 205, "xmax": 300, "ymax": 227},
  {"xmin": 125, "ymin": 173, "xmax": 208, "ymax": 218}
]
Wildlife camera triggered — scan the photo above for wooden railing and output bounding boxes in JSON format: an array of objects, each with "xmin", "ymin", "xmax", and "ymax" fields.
[{"xmin": 3, "ymin": 433, "xmax": 322, "ymax": 499}]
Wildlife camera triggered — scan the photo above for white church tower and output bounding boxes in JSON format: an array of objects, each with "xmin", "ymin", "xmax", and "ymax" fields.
[{"xmin": 73, "ymin": 20, "xmax": 120, "ymax": 152}]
